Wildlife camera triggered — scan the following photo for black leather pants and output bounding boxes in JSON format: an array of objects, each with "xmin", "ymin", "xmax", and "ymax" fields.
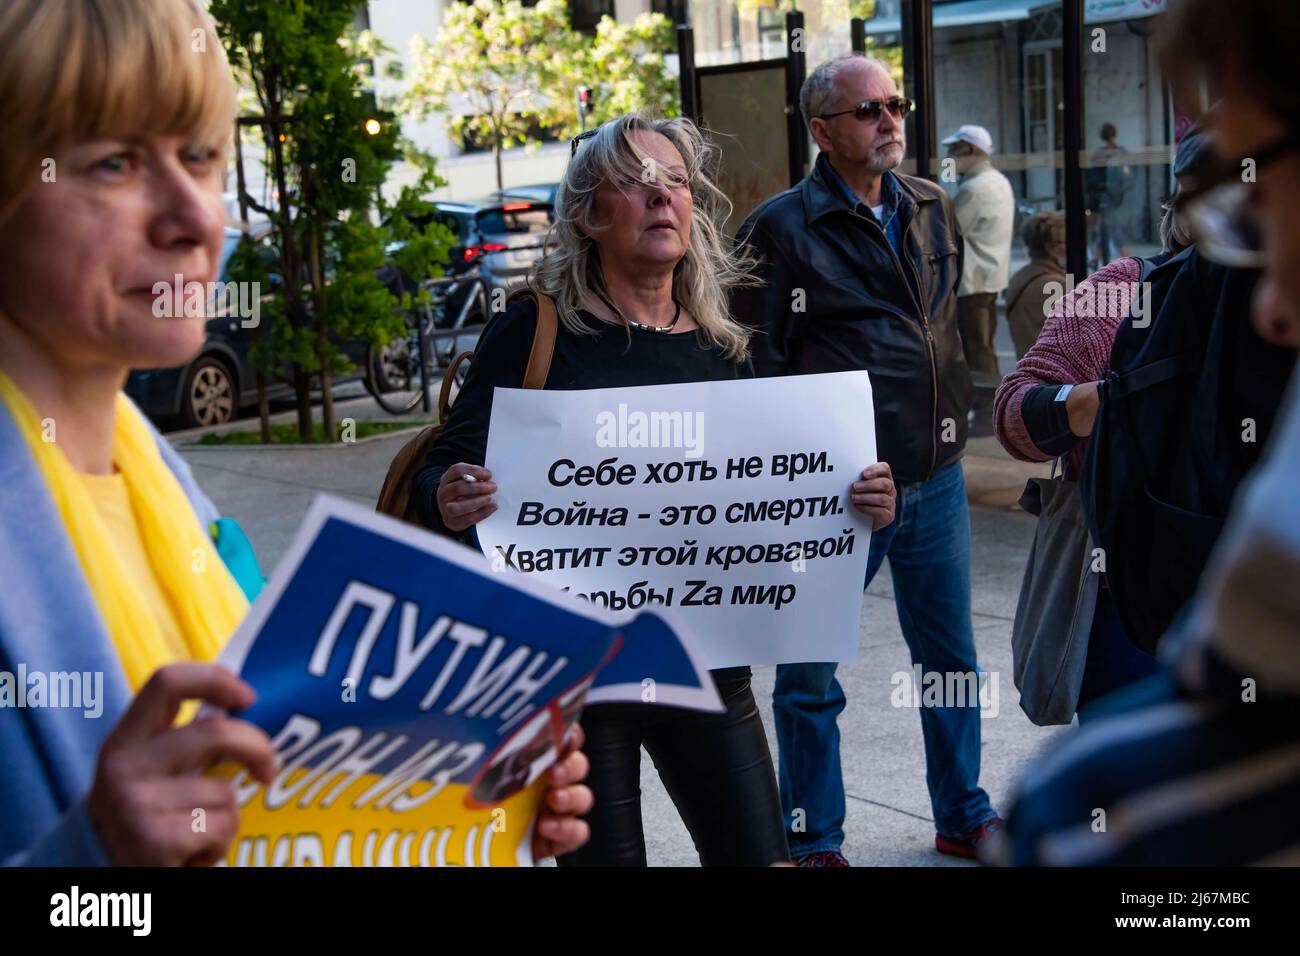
[{"xmin": 557, "ymin": 671, "xmax": 790, "ymax": 867}]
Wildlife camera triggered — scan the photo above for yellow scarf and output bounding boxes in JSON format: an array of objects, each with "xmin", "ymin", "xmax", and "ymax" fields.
[{"xmin": 0, "ymin": 371, "xmax": 247, "ymax": 690}]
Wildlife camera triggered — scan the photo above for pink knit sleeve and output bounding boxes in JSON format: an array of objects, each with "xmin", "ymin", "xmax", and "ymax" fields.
[{"xmin": 993, "ymin": 257, "xmax": 1143, "ymax": 462}]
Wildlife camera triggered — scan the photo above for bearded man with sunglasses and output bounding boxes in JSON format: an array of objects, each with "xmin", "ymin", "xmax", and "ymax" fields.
[{"xmin": 733, "ymin": 54, "xmax": 999, "ymax": 866}]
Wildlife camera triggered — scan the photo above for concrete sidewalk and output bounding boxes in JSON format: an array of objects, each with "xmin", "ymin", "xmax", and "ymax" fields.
[{"xmin": 178, "ymin": 417, "xmax": 1063, "ymax": 867}]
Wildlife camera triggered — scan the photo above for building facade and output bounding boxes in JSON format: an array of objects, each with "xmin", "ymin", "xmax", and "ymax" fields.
[{"xmin": 686, "ymin": 0, "xmax": 1176, "ymax": 266}]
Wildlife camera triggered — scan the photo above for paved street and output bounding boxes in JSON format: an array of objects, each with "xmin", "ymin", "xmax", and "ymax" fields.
[{"xmin": 177, "ymin": 392, "xmax": 1067, "ymax": 867}]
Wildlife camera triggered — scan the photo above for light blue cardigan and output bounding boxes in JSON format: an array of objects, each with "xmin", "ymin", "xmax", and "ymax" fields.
[{"xmin": 0, "ymin": 398, "xmax": 234, "ymax": 865}]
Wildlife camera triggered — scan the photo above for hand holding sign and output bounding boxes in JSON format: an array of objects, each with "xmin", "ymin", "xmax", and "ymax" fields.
[
  {"xmin": 437, "ymin": 463, "xmax": 498, "ymax": 532},
  {"xmin": 533, "ymin": 725, "xmax": 593, "ymax": 859},
  {"xmin": 89, "ymin": 662, "xmax": 275, "ymax": 866},
  {"xmin": 851, "ymin": 462, "xmax": 896, "ymax": 530}
]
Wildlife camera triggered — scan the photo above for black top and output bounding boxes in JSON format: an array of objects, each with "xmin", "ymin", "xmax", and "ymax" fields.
[
  {"xmin": 414, "ymin": 294, "xmax": 754, "ymax": 680},
  {"xmin": 415, "ymin": 295, "xmax": 753, "ymax": 531}
]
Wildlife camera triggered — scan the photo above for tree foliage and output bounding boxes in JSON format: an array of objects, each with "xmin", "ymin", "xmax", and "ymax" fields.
[
  {"xmin": 404, "ymin": 0, "xmax": 572, "ymax": 190},
  {"xmin": 547, "ymin": 13, "xmax": 679, "ymax": 137},
  {"xmin": 403, "ymin": 0, "xmax": 677, "ymax": 189},
  {"xmin": 210, "ymin": 0, "xmax": 452, "ymax": 440}
]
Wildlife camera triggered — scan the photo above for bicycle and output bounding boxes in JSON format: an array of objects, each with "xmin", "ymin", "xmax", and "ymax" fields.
[{"xmin": 365, "ymin": 272, "xmax": 489, "ymax": 416}]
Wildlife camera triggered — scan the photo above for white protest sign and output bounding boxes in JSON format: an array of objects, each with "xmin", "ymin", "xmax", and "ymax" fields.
[{"xmin": 478, "ymin": 371, "xmax": 876, "ymax": 669}]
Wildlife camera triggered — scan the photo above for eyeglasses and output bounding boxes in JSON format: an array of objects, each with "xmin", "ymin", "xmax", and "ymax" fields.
[
  {"xmin": 820, "ymin": 97, "xmax": 914, "ymax": 123},
  {"xmin": 570, "ymin": 127, "xmax": 599, "ymax": 156},
  {"xmin": 1174, "ymin": 135, "xmax": 1300, "ymax": 268}
]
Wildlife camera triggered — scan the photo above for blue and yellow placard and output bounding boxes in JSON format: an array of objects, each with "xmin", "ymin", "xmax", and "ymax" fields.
[{"xmin": 209, "ymin": 496, "xmax": 717, "ymax": 867}]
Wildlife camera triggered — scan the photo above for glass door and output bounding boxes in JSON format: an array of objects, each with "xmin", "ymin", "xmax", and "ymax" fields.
[{"xmin": 1023, "ymin": 44, "xmax": 1064, "ymax": 212}]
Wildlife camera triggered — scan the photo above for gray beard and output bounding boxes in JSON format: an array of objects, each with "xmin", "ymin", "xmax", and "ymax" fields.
[{"xmin": 867, "ymin": 141, "xmax": 905, "ymax": 173}]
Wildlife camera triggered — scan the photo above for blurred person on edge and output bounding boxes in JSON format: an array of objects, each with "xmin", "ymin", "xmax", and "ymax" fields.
[{"xmin": 991, "ymin": 0, "xmax": 1300, "ymax": 866}]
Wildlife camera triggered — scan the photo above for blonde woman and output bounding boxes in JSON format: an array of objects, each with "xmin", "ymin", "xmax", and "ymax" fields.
[
  {"xmin": 0, "ymin": 0, "xmax": 590, "ymax": 866},
  {"xmin": 416, "ymin": 114, "xmax": 897, "ymax": 865}
]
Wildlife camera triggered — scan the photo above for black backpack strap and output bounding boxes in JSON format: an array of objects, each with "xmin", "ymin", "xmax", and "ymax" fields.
[
  {"xmin": 1105, "ymin": 248, "xmax": 1200, "ymax": 399},
  {"xmin": 1124, "ymin": 249, "xmax": 1190, "ymax": 334},
  {"xmin": 1105, "ymin": 350, "xmax": 1203, "ymax": 400}
]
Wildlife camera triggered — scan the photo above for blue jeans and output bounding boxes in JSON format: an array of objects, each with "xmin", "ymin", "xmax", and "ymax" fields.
[{"xmin": 773, "ymin": 461, "xmax": 995, "ymax": 856}]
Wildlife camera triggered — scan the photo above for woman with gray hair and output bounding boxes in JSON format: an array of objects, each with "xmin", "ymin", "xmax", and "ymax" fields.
[{"xmin": 414, "ymin": 112, "xmax": 897, "ymax": 865}]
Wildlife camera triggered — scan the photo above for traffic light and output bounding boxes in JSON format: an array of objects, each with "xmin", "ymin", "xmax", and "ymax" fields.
[
  {"xmin": 578, "ymin": 87, "xmax": 594, "ymax": 116},
  {"xmin": 359, "ymin": 89, "xmax": 393, "ymax": 139}
]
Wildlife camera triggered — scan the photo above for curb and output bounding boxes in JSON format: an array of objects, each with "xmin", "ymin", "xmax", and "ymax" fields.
[{"xmin": 174, "ymin": 421, "xmax": 433, "ymax": 451}]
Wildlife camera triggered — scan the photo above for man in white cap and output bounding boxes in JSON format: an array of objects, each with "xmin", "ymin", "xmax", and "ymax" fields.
[{"xmin": 942, "ymin": 125, "xmax": 1014, "ymax": 412}]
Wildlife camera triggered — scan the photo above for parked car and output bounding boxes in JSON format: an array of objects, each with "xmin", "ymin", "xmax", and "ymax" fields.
[
  {"xmin": 373, "ymin": 196, "xmax": 551, "ymax": 377},
  {"xmin": 126, "ymin": 225, "xmax": 369, "ymax": 428},
  {"xmin": 491, "ymin": 183, "xmax": 559, "ymax": 209},
  {"xmin": 409, "ymin": 197, "xmax": 553, "ymax": 301}
]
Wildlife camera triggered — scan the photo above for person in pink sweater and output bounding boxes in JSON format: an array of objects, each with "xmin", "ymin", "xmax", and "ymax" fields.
[
  {"xmin": 993, "ymin": 132, "xmax": 1208, "ymax": 718},
  {"xmin": 993, "ymin": 255, "xmax": 1155, "ymax": 720},
  {"xmin": 993, "ymin": 255, "xmax": 1141, "ymax": 479},
  {"xmin": 995, "ymin": 127, "xmax": 1207, "ymax": 474}
]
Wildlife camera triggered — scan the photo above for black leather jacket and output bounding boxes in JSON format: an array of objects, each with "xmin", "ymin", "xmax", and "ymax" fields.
[{"xmin": 733, "ymin": 153, "xmax": 974, "ymax": 483}]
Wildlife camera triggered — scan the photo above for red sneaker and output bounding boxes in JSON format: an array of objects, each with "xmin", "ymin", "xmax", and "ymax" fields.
[
  {"xmin": 935, "ymin": 817, "xmax": 1004, "ymax": 859},
  {"xmin": 796, "ymin": 850, "xmax": 851, "ymax": 867}
]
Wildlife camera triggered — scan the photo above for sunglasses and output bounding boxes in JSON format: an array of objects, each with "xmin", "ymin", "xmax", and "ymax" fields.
[
  {"xmin": 1174, "ymin": 135, "xmax": 1300, "ymax": 268},
  {"xmin": 570, "ymin": 127, "xmax": 599, "ymax": 156},
  {"xmin": 820, "ymin": 97, "xmax": 914, "ymax": 123}
]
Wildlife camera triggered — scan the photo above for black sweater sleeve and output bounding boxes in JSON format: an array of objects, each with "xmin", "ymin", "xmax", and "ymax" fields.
[
  {"xmin": 1020, "ymin": 382, "xmax": 1079, "ymax": 459},
  {"xmin": 413, "ymin": 297, "xmax": 539, "ymax": 534}
]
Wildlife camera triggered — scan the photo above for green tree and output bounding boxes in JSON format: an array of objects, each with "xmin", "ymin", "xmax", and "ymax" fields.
[
  {"xmin": 403, "ymin": 1, "xmax": 678, "ymax": 189},
  {"xmin": 546, "ymin": 13, "xmax": 679, "ymax": 138},
  {"xmin": 403, "ymin": 0, "xmax": 572, "ymax": 192},
  {"xmin": 211, "ymin": 0, "xmax": 452, "ymax": 441}
]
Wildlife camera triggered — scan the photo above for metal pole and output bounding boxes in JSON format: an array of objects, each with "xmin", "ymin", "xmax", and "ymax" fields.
[
  {"xmin": 417, "ymin": 304, "xmax": 434, "ymax": 414},
  {"xmin": 677, "ymin": 25, "xmax": 697, "ymax": 124},
  {"xmin": 902, "ymin": 0, "xmax": 936, "ymax": 181},
  {"xmin": 233, "ymin": 118, "xmax": 249, "ymax": 227},
  {"xmin": 785, "ymin": 9, "xmax": 808, "ymax": 187},
  {"xmin": 851, "ymin": 17, "xmax": 866, "ymax": 55},
  {"xmin": 1063, "ymin": 0, "xmax": 1087, "ymax": 280}
]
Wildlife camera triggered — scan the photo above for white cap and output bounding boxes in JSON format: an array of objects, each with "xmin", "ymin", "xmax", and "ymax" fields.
[{"xmin": 941, "ymin": 124, "xmax": 994, "ymax": 155}]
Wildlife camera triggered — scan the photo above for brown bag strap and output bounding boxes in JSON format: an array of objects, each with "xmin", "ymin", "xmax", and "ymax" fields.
[
  {"xmin": 437, "ymin": 350, "xmax": 474, "ymax": 420},
  {"xmin": 523, "ymin": 291, "xmax": 558, "ymax": 389},
  {"xmin": 437, "ymin": 290, "xmax": 558, "ymax": 420}
]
